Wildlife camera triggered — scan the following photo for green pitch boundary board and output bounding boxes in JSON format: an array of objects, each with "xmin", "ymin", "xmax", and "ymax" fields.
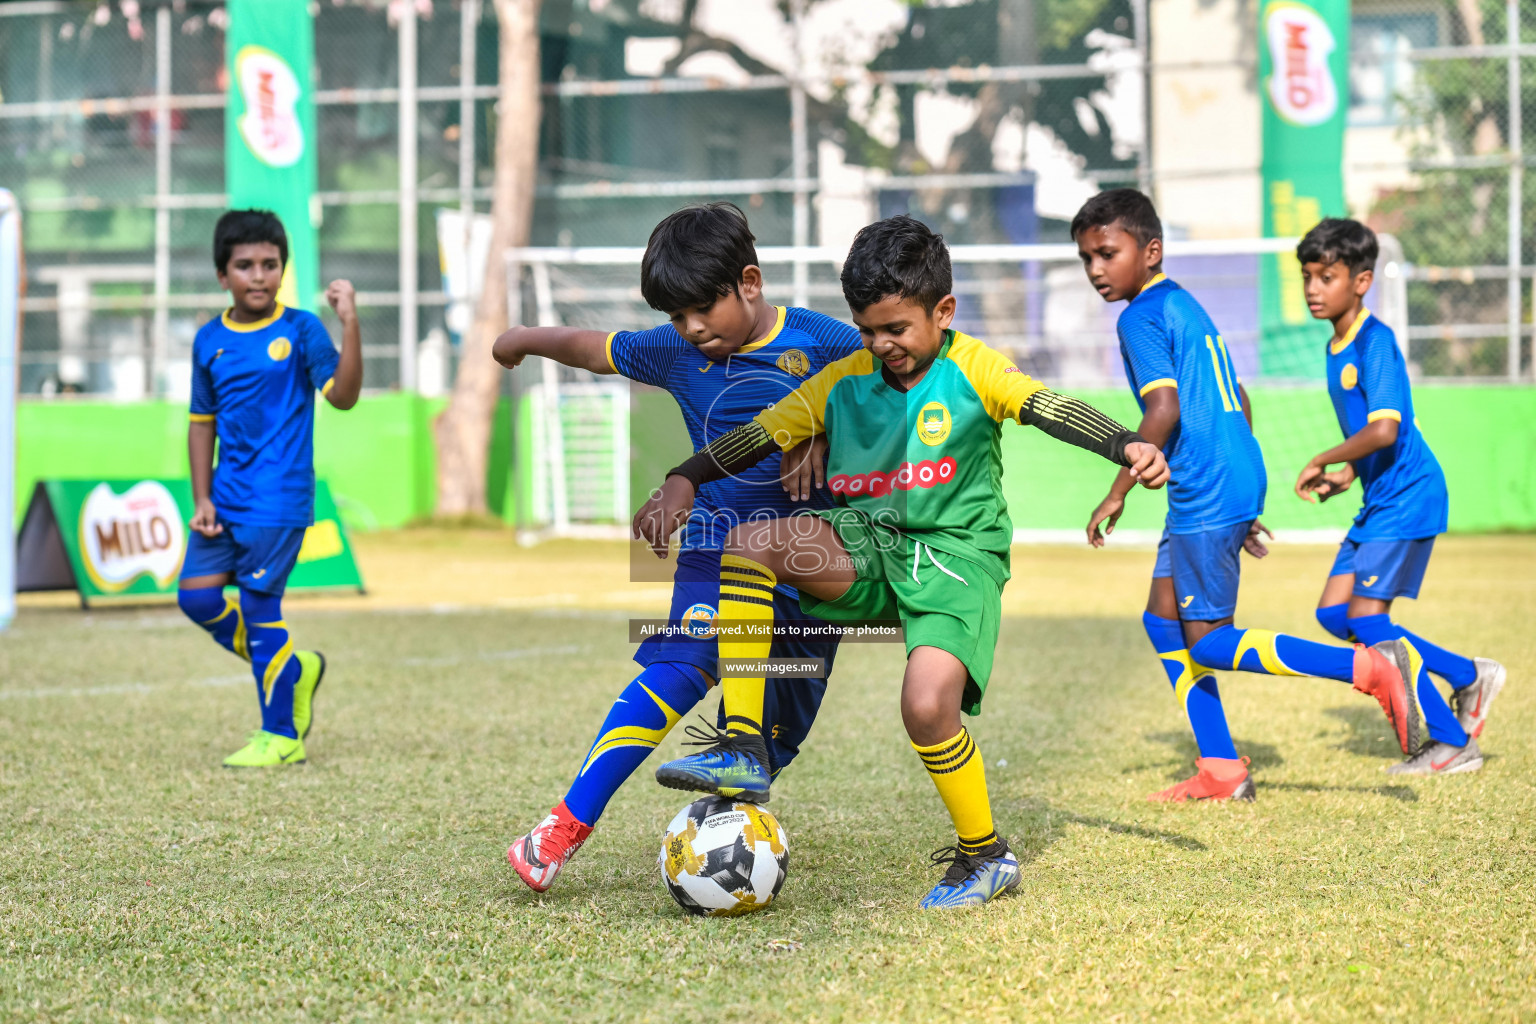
[{"xmin": 15, "ymin": 479, "xmax": 364, "ymax": 607}]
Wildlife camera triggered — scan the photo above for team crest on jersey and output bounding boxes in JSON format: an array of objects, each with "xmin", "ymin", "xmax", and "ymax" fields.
[
  {"xmin": 1340, "ymin": 362, "xmax": 1358, "ymax": 390},
  {"xmin": 775, "ymin": 349, "xmax": 810, "ymax": 377},
  {"xmin": 267, "ymin": 337, "xmax": 293, "ymax": 362},
  {"xmin": 680, "ymin": 602, "xmax": 717, "ymax": 638},
  {"xmin": 917, "ymin": 401, "xmax": 951, "ymax": 446}
]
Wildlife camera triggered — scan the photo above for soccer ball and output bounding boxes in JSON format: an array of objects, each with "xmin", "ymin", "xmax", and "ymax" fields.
[{"xmin": 658, "ymin": 796, "xmax": 789, "ymax": 916}]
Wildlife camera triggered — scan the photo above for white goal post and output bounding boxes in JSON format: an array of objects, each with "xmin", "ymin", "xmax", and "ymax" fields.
[{"xmin": 1, "ymin": 189, "xmax": 20, "ymax": 630}]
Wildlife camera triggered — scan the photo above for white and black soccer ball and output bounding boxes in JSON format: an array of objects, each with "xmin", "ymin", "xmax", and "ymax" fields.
[{"xmin": 658, "ymin": 796, "xmax": 789, "ymax": 916}]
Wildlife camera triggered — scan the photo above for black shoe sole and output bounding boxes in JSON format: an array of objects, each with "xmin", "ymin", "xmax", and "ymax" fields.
[
  {"xmin": 1230, "ymin": 776, "xmax": 1257, "ymax": 802},
  {"xmin": 654, "ymin": 767, "xmax": 770, "ymax": 804},
  {"xmin": 301, "ymin": 651, "xmax": 326, "ymax": 740}
]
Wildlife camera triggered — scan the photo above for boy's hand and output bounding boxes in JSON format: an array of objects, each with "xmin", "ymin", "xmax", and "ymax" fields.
[
  {"xmin": 1124, "ymin": 441, "xmax": 1170, "ymax": 489},
  {"xmin": 1086, "ymin": 492, "xmax": 1125, "ymax": 548},
  {"xmin": 1243, "ymin": 519, "xmax": 1273, "ymax": 558},
  {"xmin": 632, "ymin": 475, "xmax": 695, "ymax": 558},
  {"xmin": 190, "ymin": 499, "xmax": 223, "ymax": 538},
  {"xmin": 780, "ymin": 434, "xmax": 827, "ymax": 502},
  {"xmin": 325, "ymin": 279, "xmax": 358, "ymax": 323},
  {"xmin": 1295, "ymin": 458, "xmax": 1356, "ymax": 503},
  {"xmin": 492, "ymin": 327, "xmax": 529, "ymax": 369}
]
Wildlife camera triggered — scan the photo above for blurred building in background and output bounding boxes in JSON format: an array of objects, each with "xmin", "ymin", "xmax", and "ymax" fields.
[{"xmin": 1, "ymin": 0, "xmax": 1531, "ymax": 399}]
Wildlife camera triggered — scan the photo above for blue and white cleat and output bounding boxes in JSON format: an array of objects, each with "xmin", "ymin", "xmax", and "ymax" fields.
[
  {"xmin": 920, "ymin": 840, "xmax": 1021, "ymax": 909},
  {"xmin": 655, "ymin": 719, "xmax": 773, "ymax": 803}
]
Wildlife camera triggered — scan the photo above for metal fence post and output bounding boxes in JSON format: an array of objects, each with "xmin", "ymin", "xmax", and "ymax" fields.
[
  {"xmin": 790, "ymin": 0, "xmax": 810, "ymax": 308},
  {"xmin": 1509, "ymin": 0, "xmax": 1523, "ymax": 381},
  {"xmin": 398, "ymin": 0, "xmax": 419, "ymax": 393},
  {"xmin": 153, "ymin": 4, "xmax": 172, "ymax": 396},
  {"xmin": 459, "ymin": 0, "xmax": 478, "ymax": 238},
  {"xmin": 1133, "ymin": 0, "xmax": 1151, "ymax": 195}
]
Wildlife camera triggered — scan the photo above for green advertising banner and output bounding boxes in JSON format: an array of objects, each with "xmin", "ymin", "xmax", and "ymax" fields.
[
  {"xmin": 15, "ymin": 480, "xmax": 363, "ymax": 606},
  {"xmin": 225, "ymin": 0, "xmax": 319, "ymax": 311},
  {"xmin": 1259, "ymin": 0, "xmax": 1350, "ymax": 377}
]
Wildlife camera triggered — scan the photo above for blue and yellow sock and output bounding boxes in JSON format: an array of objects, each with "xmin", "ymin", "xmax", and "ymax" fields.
[
  {"xmin": 239, "ymin": 590, "xmax": 301, "ymax": 740},
  {"xmin": 1348, "ymin": 616, "xmax": 1469, "ymax": 745},
  {"xmin": 1316, "ymin": 603, "xmax": 1352, "ymax": 642},
  {"xmin": 1346, "ymin": 613, "xmax": 1477, "ymax": 688},
  {"xmin": 177, "ymin": 586, "xmax": 249, "ymax": 661},
  {"xmin": 562, "ymin": 662, "xmax": 709, "ymax": 826},
  {"xmin": 1189, "ymin": 625, "xmax": 1355, "ymax": 681},
  {"xmin": 1142, "ymin": 612, "xmax": 1237, "ymax": 760}
]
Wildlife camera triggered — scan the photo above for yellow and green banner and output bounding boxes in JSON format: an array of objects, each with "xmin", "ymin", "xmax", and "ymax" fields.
[
  {"xmin": 225, "ymin": 0, "xmax": 318, "ymax": 311},
  {"xmin": 15, "ymin": 480, "xmax": 363, "ymax": 607},
  {"xmin": 1259, "ymin": 0, "xmax": 1350, "ymax": 377}
]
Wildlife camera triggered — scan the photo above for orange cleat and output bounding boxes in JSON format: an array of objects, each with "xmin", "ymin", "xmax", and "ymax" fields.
[
  {"xmin": 1148, "ymin": 755, "xmax": 1255, "ymax": 803},
  {"xmin": 508, "ymin": 800, "xmax": 594, "ymax": 893},
  {"xmin": 1352, "ymin": 640, "xmax": 1422, "ymax": 755}
]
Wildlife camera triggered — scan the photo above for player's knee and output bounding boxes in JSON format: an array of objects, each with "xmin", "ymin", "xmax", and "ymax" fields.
[
  {"xmin": 238, "ymin": 588, "xmax": 283, "ymax": 626},
  {"xmin": 177, "ymin": 585, "xmax": 224, "ymax": 623},
  {"xmin": 1186, "ymin": 626, "xmax": 1235, "ymax": 669},
  {"xmin": 723, "ymin": 522, "xmax": 778, "ymax": 571},
  {"xmin": 1315, "ymin": 603, "xmax": 1352, "ymax": 641},
  {"xmin": 900, "ymin": 689, "xmax": 952, "ymax": 742}
]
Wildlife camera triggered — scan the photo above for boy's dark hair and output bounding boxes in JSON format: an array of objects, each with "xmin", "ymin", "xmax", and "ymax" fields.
[
  {"xmin": 840, "ymin": 215, "xmax": 952, "ymax": 314},
  {"xmin": 1069, "ymin": 188, "xmax": 1163, "ymax": 247},
  {"xmin": 213, "ymin": 209, "xmax": 288, "ymax": 272},
  {"xmin": 640, "ymin": 202, "xmax": 758, "ymax": 312},
  {"xmin": 1296, "ymin": 218, "xmax": 1378, "ymax": 275}
]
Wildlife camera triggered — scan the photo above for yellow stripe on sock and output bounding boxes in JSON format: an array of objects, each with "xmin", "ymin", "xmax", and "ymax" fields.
[
  {"xmin": 579, "ymin": 682, "xmax": 685, "ymax": 774},
  {"xmin": 718, "ymin": 555, "xmax": 776, "ymax": 737},
  {"xmin": 262, "ymin": 639, "xmax": 295, "ymax": 707},
  {"xmin": 913, "ymin": 727, "xmax": 995, "ymax": 846},
  {"xmin": 1232, "ymin": 629, "xmax": 1305, "ymax": 676}
]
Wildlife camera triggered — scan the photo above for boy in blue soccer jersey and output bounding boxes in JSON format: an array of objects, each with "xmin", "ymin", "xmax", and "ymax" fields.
[
  {"xmin": 1294, "ymin": 218, "xmax": 1503, "ymax": 775},
  {"xmin": 178, "ymin": 209, "xmax": 363, "ymax": 768},
  {"xmin": 492, "ymin": 203, "xmax": 864, "ymax": 892},
  {"xmin": 1075, "ymin": 190, "xmax": 1438, "ymax": 802}
]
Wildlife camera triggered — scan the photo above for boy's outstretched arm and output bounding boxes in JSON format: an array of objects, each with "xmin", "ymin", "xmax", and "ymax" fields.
[
  {"xmin": 1295, "ymin": 417, "xmax": 1396, "ymax": 503},
  {"xmin": 1087, "ymin": 385, "xmax": 1178, "ymax": 547},
  {"xmin": 493, "ymin": 325, "xmax": 616, "ymax": 374},
  {"xmin": 323, "ymin": 280, "xmax": 363, "ymax": 410},
  {"xmin": 1018, "ymin": 390, "xmax": 1168, "ymax": 486}
]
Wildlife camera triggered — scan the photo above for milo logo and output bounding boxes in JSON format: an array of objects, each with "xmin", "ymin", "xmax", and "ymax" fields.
[
  {"xmin": 235, "ymin": 46, "xmax": 305, "ymax": 167},
  {"xmin": 77, "ymin": 482, "xmax": 186, "ymax": 593}
]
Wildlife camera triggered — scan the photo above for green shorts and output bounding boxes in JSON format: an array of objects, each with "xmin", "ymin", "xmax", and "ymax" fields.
[{"xmin": 796, "ymin": 508, "xmax": 1003, "ymax": 716}]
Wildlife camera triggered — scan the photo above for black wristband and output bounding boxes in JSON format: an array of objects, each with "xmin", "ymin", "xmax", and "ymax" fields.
[{"xmin": 666, "ymin": 421, "xmax": 780, "ymax": 489}]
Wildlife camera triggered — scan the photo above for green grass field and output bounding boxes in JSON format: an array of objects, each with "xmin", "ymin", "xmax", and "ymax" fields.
[{"xmin": 2, "ymin": 532, "xmax": 1533, "ymax": 1022}]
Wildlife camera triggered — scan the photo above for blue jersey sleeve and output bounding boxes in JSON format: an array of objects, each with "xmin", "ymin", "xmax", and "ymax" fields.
[
  {"xmin": 298, "ymin": 312, "xmax": 341, "ymax": 394},
  {"xmin": 784, "ymin": 307, "xmax": 864, "ymax": 360},
  {"xmin": 1358, "ymin": 327, "xmax": 1405, "ymax": 424},
  {"xmin": 1118, "ymin": 305, "xmax": 1178, "ymax": 396},
  {"xmin": 190, "ymin": 339, "xmax": 216, "ymax": 418},
  {"xmin": 606, "ymin": 323, "xmax": 684, "ymax": 387}
]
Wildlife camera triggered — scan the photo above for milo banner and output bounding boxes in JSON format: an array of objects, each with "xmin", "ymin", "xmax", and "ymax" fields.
[
  {"xmin": 14, "ymin": 480, "xmax": 363, "ymax": 607},
  {"xmin": 225, "ymin": 0, "xmax": 318, "ymax": 311},
  {"xmin": 1259, "ymin": 0, "xmax": 1349, "ymax": 378}
]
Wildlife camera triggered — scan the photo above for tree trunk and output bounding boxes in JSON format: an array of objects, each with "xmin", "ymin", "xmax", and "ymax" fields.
[{"xmin": 432, "ymin": 0, "xmax": 543, "ymax": 516}]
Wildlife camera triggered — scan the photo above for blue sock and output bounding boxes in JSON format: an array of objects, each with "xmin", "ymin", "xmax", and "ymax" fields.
[
  {"xmin": 178, "ymin": 586, "xmax": 249, "ymax": 661},
  {"xmin": 1190, "ymin": 624, "xmax": 1355, "ymax": 682},
  {"xmin": 1142, "ymin": 612, "xmax": 1237, "ymax": 759},
  {"xmin": 563, "ymin": 662, "xmax": 710, "ymax": 826},
  {"xmin": 1316, "ymin": 603, "xmax": 1352, "ymax": 642},
  {"xmin": 1349, "ymin": 615, "xmax": 1469, "ymax": 746},
  {"xmin": 239, "ymin": 590, "xmax": 301, "ymax": 739},
  {"xmin": 1346, "ymin": 613, "xmax": 1477, "ymax": 688}
]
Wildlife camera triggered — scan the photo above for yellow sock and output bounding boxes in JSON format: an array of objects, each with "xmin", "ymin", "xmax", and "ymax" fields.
[
  {"xmin": 913, "ymin": 727, "xmax": 997, "ymax": 853},
  {"xmin": 718, "ymin": 554, "xmax": 776, "ymax": 737}
]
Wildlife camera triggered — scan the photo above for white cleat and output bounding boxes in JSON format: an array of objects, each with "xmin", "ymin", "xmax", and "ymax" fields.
[{"xmin": 1451, "ymin": 658, "xmax": 1506, "ymax": 739}]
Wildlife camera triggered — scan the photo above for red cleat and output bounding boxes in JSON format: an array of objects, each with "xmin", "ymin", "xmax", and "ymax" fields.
[
  {"xmin": 1148, "ymin": 756, "xmax": 1255, "ymax": 803},
  {"xmin": 508, "ymin": 800, "xmax": 593, "ymax": 893},
  {"xmin": 1352, "ymin": 641, "xmax": 1422, "ymax": 755}
]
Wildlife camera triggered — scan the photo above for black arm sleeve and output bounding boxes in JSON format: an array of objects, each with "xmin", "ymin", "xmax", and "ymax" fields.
[
  {"xmin": 667, "ymin": 420, "xmax": 781, "ymax": 488},
  {"xmin": 1019, "ymin": 390, "xmax": 1145, "ymax": 467}
]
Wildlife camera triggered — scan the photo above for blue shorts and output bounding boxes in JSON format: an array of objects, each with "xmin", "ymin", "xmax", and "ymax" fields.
[
  {"xmin": 1330, "ymin": 536, "xmax": 1435, "ymax": 601},
  {"xmin": 639, "ymin": 548, "xmax": 838, "ymax": 775},
  {"xmin": 1152, "ymin": 520, "xmax": 1252, "ymax": 621},
  {"xmin": 180, "ymin": 521, "xmax": 306, "ymax": 595}
]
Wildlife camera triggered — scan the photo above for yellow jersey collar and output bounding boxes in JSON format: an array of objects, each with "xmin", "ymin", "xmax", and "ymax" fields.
[
  {"xmin": 1137, "ymin": 272, "xmax": 1168, "ymax": 296},
  {"xmin": 222, "ymin": 303, "xmax": 285, "ymax": 332},
  {"xmin": 736, "ymin": 305, "xmax": 787, "ymax": 354},
  {"xmin": 1330, "ymin": 307, "xmax": 1371, "ymax": 355}
]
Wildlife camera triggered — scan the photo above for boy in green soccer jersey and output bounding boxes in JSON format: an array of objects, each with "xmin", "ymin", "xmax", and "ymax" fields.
[{"xmin": 634, "ymin": 216, "xmax": 1170, "ymax": 908}]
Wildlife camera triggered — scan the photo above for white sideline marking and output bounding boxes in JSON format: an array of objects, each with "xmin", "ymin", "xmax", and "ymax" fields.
[
  {"xmin": 399, "ymin": 644, "xmax": 586, "ymax": 667},
  {"xmin": 1011, "ymin": 528, "xmax": 1347, "ymax": 548}
]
